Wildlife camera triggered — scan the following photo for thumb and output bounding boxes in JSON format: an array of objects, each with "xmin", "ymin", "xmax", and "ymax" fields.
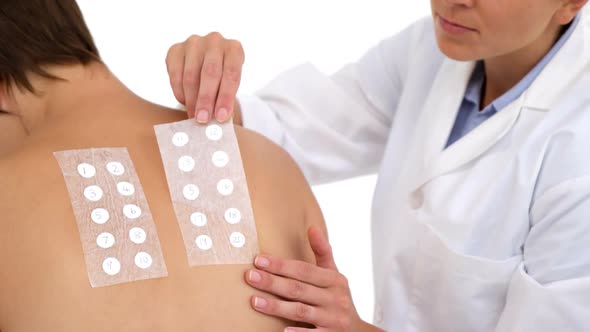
[{"xmin": 308, "ymin": 226, "xmax": 338, "ymax": 271}]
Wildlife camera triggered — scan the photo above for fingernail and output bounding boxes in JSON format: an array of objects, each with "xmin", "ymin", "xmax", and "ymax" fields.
[
  {"xmin": 216, "ymin": 108, "xmax": 228, "ymax": 121},
  {"xmin": 248, "ymin": 270, "xmax": 262, "ymax": 283},
  {"xmin": 284, "ymin": 328, "xmax": 296, "ymax": 332},
  {"xmin": 196, "ymin": 110, "xmax": 209, "ymax": 123},
  {"xmin": 254, "ymin": 297, "xmax": 268, "ymax": 309},
  {"xmin": 254, "ymin": 256, "xmax": 270, "ymax": 268}
]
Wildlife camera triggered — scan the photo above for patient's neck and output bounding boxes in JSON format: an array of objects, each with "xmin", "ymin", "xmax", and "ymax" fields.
[{"xmin": 18, "ymin": 62, "xmax": 139, "ymax": 135}]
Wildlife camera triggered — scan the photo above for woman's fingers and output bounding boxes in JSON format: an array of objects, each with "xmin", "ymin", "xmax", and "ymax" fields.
[
  {"xmin": 181, "ymin": 35, "xmax": 205, "ymax": 119},
  {"xmin": 194, "ymin": 37, "xmax": 224, "ymax": 123},
  {"xmin": 253, "ymin": 255, "xmax": 339, "ymax": 288},
  {"xmin": 214, "ymin": 39, "xmax": 244, "ymax": 122},
  {"xmin": 284, "ymin": 328, "xmax": 320, "ymax": 332},
  {"xmin": 247, "ymin": 227, "xmax": 368, "ymax": 331},
  {"xmin": 308, "ymin": 226, "xmax": 338, "ymax": 271},
  {"xmin": 246, "ymin": 268, "xmax": 329, "ymax": 305},
  {"xmin": 165, "ymin": 32, "xmax": 244, "ymax": 122},
  {"xmin": 251, "ymin": 296, "xmax": 328, "ymax": 327}
]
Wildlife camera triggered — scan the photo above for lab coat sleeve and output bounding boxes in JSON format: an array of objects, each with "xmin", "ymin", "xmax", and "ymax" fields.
[
  {"xmin": 494, "ymin": 176, "xmax": 590, "ymax": 331},
  {"xmin": 239, "ymin": 18, "xmax": 433, "ymax": 184}
]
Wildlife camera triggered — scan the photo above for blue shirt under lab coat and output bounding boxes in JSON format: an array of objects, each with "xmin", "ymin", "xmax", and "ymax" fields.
[{"xmin": 446, "ymin": 15, "xmax": 580, "ymax": 148}]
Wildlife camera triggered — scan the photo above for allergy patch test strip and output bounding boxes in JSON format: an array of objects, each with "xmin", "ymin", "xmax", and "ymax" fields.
[
  {"xmin": 54, "ymin": 148, "xmax": 168, "ymax": 288},
  {"xmin": 154, "ymin": 119, "xmax": 259, "ymax": 266}
]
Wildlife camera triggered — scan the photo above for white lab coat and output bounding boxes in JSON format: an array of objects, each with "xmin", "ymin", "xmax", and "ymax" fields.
[{"xmin": 239, "ymin": 6, "xmax": 590, "ymax": 332}]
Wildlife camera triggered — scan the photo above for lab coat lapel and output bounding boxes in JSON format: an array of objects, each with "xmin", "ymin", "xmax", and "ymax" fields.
[
  {"xmin": 425, "ymin": 97, "xmax": 523, "ymax": 183},
  {"xmin": 408, "ymin": 59, "xmax": 473, "ymax": 190},
  {"xmin": 409, "ymin": 59, "xmax": 523, "ymax": 192}
]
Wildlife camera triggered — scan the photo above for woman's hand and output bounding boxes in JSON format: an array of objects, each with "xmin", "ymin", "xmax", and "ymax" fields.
[
  {"xmin": 245, "ymin": 226, "xmax": 384, "ymax": 332},
  {"xmin": 165, "ymin": 32, "xmax": 244, "ymax": 123}
]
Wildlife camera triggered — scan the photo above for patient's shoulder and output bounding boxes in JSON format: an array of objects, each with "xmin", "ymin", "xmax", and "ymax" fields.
[
  {"xmin": 235, "ymin": 125, "xmax": 315, "ymax": 212},
  {"xmin": 235, "ymin": 125, "xmax": 309, "ymax": 198},
  {"xmin": 235, "ymin": 126, "xmax": 325, "ymax": 262}
]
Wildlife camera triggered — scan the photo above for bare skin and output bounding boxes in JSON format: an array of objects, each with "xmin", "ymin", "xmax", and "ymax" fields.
[{"xmin": 0, "ymin": 64, "xmax": 325, "ymax": 332}]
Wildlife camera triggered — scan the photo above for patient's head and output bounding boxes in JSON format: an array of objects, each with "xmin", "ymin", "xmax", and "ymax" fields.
[
  {"xmin": 0, "ymin": 0, "xmax": 102, "ymax": 154},
  {"xmin": 0, "ymin": 0, "xmax": 100, "ymax": 93}
]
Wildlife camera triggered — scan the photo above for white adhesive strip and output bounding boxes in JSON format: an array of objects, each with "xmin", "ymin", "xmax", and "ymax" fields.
[
  {"xmin": 54, "ymin": 148, "xmax": 168, "ymax": 287},
  {"xmin": 154, "ymin": 119, "xmax": 259, "ymax": 266}
]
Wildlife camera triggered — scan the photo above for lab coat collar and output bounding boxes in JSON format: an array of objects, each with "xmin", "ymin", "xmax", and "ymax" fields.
[{"xmin": 523, "ymin": 7, "xmax": 590, "ymax": 111}]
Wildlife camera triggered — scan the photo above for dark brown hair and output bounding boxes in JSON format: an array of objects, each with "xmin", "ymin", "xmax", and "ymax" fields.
[{"xmin": 0, "ymin": 0, "xmax": 101, "ymax": 93}]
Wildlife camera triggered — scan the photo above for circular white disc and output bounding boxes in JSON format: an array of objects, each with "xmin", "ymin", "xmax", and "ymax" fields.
[
  {"xmin": 129, "ymin": 227, "xmax": 147, "ymax": 244},
  {"xmin": 172, "ymin": 132, "xmax": 189, "ymax": 147},
  {"xmin": 117, "ymin": 181, "xmax": 135, "ymax": 196},
  {"xmin": 190, "ymin": 212, "xmax": 208, "ymax": 227},
  {"xmin": 84, "ymin": 185, "xmax": 103, "ymax": 202},
  {"xmin": 91, "ymin": 208, "xmax": 110, "ymax": 225},
  {"xmin": 77, "ymin": 163, "xmax": 96, "ymax": 178},
  {"xmin": 211, "ymin": 150, "xmax": 229, "ymax": 167},
  {"xmin": 134, "ymin": 252, "xmax": 153, "ymax": 269},
  {"xmin": 123, "ymin": 204, "xmax": 142, "ymax": 219},
  {"xmin": 183, "ymin": 184, "xmax": 200, "ymax": 200},
  {"xmin": 205, "ymin": 124, "xmax": 223, "ymax": 141},
  {"xmin": 217, "ymin": 179, "xmax": 234, "ymax": 196},
  {"xmin": 224, "ymin": 208, "xmax": 242, "ymax": 225},
  {"xmin": 96, "ymin": 232, "xmax": 115, "ymax": 249},
  {"xmin": 102, "ymin": 257, "xmax": 121, "ymax": 276},
  {"xmin": 178, "ymin": 155, "xmax": 196, "ymax": 172},
  {"xmin": 195, "ymin": 235, "xmax": 213, "ymax": 251},
  {"xmin": 229, "ymin": 232, "xmax": 246, "ymax": 248},
  {"xmin": 106, "ymin": 162, "xmax": 125, "ymax": 176}
]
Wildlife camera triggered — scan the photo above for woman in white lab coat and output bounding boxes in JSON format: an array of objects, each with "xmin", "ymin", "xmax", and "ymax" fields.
[{"xmin": 165, "ymin": 0, "xmax": 590, "ymax": 331}]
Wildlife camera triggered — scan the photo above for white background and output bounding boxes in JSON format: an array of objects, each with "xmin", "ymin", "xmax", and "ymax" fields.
[{"xmin": 77, "ymin": 0, "xmax": 431, "ymax": 323}]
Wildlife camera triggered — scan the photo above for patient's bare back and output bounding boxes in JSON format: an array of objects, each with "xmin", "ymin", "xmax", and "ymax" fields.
[{"xmin": 0, "ymin": 102, "xmax": 323, "ymax": 332}]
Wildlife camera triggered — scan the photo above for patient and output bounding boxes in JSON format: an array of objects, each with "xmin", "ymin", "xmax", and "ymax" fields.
[{"xmin": 0, "ymin": 1, "xmax": 325, "ymax": 331}]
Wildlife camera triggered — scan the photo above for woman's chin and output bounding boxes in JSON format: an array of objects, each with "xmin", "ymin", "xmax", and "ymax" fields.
[{"xmin": 435, "ymin": 37, "xmax": 481, "ymax": 62}]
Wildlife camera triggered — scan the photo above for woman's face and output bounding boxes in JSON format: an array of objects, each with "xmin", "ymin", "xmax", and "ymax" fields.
[{"xmin": 430, "ymin": 0, "xmax": 579, "ymax": 61}]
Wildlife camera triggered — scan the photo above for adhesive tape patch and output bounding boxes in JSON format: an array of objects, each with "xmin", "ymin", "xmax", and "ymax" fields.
[
  {"xmin": 154, "ymin": 119, "xmax": 259, "ymax": 266},
  {"xmin": 54, "ymin": 148, "xmax": 168, "ymax": 287}
]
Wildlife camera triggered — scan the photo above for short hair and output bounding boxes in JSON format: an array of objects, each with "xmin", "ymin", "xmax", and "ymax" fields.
[{"xmin": 0, "ymin": 0, "xmax": 101, "ymax": 93}]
